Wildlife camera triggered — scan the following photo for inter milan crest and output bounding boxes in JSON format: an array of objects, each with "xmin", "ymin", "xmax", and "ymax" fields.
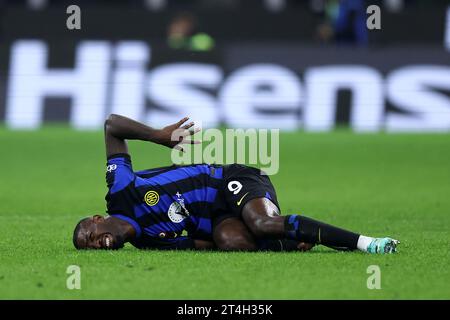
[{"xmin": 144, "ymin": 190, "xmax": 159, "ymax": 206}]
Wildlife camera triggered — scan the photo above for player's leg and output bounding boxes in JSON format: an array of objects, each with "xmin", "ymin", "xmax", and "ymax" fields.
[
  {"xmin": 241, "ymin": 198, "xmax": 359, "ymax": 249},
  {"xmin": 213, "ymin": 217, "xmax": 258, "ymax": 251},
  {"xmin": 213, "ymin": 216, "xmax": 313, "ymax": 252},
  {"xmin": 241, "ymin": 198, "xmax": 399, "ymax": 254},
  {"xmin": 221, "ymin": 164, "xmax": 398, "ymax": 253}
]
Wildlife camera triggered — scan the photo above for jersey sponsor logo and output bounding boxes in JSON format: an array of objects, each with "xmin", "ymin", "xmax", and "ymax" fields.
[
  {"xmin": 237, "ymin": 192, "xmax": 249, "ymax": 206},
  {"xmin": 144, "ymin": 190, "xmax": 159, "ymax": 206},
  {"xmin": 167, "ymin": 201, "xmax": 186, "ymax": 223},
  {"xmin": 106, "ymin": 164, "xmax": 117, "ymax": 172}
]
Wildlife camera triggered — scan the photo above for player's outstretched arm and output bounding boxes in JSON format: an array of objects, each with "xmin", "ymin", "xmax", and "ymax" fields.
[
  {"xmin": 136, "ymin": 236, "xmax": 215, "ymax": 251},
  {"xmin": 104, "ymin": 114, "xmax": 200, "ymax": 158},
  {"xmin": 193, "ymin": 239, "xmax": 216, "ymax": 250}
]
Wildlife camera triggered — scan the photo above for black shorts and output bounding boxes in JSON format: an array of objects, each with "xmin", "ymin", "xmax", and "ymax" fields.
[{"xmin": 212, "ymin": 164, "xmax": 280, "ymax": 228}]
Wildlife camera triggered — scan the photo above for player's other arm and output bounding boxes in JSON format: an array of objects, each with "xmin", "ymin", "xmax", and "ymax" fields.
[
  {"xmin": 104, "ymin": 114, "xmax": 200, "ymax": 158},
  {"xmin": 160, "ymin": 238, "xmax": 215, "ymax": 250},
  {"xmin": 194, "ymin": 239, "xmax": 216, "ymax": 250},
  {"xmin": 135, "ymin": 236, "xmax": 215, "ymax": 250},
  {"xmin": 176, "ymin": 238, "xmax": 215, "ymax": 250}
]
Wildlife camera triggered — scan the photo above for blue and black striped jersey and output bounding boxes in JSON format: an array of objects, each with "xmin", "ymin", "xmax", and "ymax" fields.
[{"xmin": 105, "ymin": 153, "xmax": 224, "ymax": 249}]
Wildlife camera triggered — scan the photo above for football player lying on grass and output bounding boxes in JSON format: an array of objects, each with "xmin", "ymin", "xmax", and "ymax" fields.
[{"xmin": 73, "ymin": 114, "xmax": 399, "ymax": 254}]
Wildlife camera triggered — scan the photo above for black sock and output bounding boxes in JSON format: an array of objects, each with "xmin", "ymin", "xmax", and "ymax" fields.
[
  {"xmin": 284, "ymin": 215, "xmax": 360, "ymax": 250},
  {"xmin": 257, "ymin": 239, "xmax": 300, "ymax": 252}
]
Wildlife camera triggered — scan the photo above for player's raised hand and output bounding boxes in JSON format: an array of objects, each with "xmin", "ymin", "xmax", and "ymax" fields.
[{"xmin": 157, "ymin": 117, "xmax": 202, "ymax": 152}]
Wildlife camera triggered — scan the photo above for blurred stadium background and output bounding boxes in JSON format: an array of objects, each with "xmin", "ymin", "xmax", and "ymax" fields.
[
  {"xmin": 1, "ymin": 0, "xmax": 450, "ymax": 300},
  {"xmin": 1, "ymin": 0, "xmax": 449, "ymax": 130}
]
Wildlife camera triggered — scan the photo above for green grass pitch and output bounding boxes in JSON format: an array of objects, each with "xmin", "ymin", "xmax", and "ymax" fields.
[{"xmin": 0, "ymin": 127, "xmax": 449, "ymax": 299}]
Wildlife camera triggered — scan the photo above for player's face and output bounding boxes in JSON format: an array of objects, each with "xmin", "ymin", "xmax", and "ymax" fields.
[{"xmin": 77, "ymin": 215, "xmax": 125, "ymax": 250}]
